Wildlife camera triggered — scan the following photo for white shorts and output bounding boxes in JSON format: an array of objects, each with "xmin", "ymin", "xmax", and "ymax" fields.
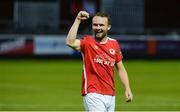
[{"xmin": 83, "ymin": 93, "xmax": 115, "ymax": 112}]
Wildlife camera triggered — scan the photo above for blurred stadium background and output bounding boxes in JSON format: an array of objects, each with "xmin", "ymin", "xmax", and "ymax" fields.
[{"xmin": 0, "ymin": 0, "xmax": 180, "ymax": 111}]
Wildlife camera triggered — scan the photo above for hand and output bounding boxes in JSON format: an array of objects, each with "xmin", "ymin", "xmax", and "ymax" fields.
[
  {"xmin": 125, "ymin": 88, "xmax": 133, "ymax": 103},
  {"xmin": 76, "ymin": 11, "xmax": 89, "ymax": 21}
]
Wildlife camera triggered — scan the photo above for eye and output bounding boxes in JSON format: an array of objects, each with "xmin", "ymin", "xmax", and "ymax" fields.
[
  {"xmin": 93, "ymin": 24, "xmax": 98, "ymax": 26},
  {"xmin": 100, "ymin": 24, "xmax": 104, "ymax": 26}
]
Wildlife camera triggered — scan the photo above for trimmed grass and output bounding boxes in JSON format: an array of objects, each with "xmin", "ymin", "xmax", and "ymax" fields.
[{"xmin": 0, "ymin": 59, "xmax": 180, "ymax": 111}]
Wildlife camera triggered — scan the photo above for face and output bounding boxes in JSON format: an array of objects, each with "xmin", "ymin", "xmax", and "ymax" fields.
[{"xmin": 92, "ymin": 16, "xmax": 111, "ymax": 39}]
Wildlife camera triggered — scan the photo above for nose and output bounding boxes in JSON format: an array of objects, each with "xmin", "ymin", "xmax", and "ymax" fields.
[
  {"xmin": 98, "ymin": 25, "xmax": 101, "ymax": 29},
  {"xmin": 96, "ymin": 25, "xmax": 101, "ymax": 30}
]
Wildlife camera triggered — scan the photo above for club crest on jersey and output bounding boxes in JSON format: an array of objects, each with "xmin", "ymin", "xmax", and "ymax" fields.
[{"xmin": 109, "ymin": 49, "xmax": 115, "ymax": 55}]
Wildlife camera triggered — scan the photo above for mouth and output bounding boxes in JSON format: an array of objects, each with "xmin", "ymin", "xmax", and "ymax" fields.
[
  {"xmin": 95, "ymin": 32, "xmax": 104, "ymax": 38},
  {"xmin": 95, "ymin": 30, "xmax": 103, "ymax": 34},
  {"xmin": 94, "ymin": 30, "xmax": 105, "ymax": 38}
]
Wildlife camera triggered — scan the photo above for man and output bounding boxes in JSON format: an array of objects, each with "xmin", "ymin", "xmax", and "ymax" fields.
[{"xmin": 66, "ymin": 11, "xmax": 133, "ymax": 111}]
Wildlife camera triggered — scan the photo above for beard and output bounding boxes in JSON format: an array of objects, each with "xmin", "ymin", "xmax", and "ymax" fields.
[{"xmin": 94, "ymin": 31, "xmax": 107, "ymax": 39}]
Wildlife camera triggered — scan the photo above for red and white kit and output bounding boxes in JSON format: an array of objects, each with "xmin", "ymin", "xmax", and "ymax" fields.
[{"xmin": 80, "ymin": 35, "xmax": 123, "ymax": 96}]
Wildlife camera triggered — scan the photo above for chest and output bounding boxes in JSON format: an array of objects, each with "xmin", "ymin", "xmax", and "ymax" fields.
[
  {"xmin": 85, "ymin": 42, "xmax": 117, "ymax": 66},
  {"xmin": 87, "ymin": 42, "xmax": 116, "ymax": 55}
]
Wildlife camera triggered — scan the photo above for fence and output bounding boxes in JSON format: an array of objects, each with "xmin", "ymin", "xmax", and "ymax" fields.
[{"xmin": 0, "ymin": 34, "xmax": 180, "ymax": 59}]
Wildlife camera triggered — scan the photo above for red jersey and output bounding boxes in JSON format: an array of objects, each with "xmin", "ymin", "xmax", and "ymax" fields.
[{"xmin": 80, "ymin": 35, "xmax": 123, "ymax": 96}]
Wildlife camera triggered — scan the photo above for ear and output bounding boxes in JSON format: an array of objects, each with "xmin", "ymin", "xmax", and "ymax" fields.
[{"xmin": 108, "ymin": 25, "xmax": 111, "ymax": 30}]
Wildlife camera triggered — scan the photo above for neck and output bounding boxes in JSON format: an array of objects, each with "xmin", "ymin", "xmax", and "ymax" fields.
[{"xmin": 95, "ymin": 36, "xmax": 108, "ymax": 43}]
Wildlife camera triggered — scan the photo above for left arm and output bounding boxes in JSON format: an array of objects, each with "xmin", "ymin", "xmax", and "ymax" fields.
[{"xmin": 116, "ymin": 61, "xmax": 133, "ymax": 102}]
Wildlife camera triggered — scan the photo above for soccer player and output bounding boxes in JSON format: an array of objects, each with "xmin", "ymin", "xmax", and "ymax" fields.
[{"xmin": 66, "ymin": 11, "xmax": 133, "ymax": 111}]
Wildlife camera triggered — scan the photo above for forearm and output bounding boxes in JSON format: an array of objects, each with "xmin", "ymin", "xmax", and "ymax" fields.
[
  {"xmin": 116, "ymin": 61, "xmax": 133, "ymax": 101},
  {"xmin": 66, "ymin": 19, "xmax": 81, "ymax": 46},
  {"xmin": 117, "ymin": 62, "xmax": 131, "ymax": 90},
  {"xmin": 118, "ymin": 68, "xmax": 131, "ymax": 90}
]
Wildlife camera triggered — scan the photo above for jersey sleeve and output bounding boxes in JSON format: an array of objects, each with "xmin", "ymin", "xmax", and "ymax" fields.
[
  {"xmin": 80, "ymin": 35, "xmax": 88, "ymax": 53},
  {"xmin": 115, "ymin": 41, "xmax": 123, "ymax": 63}
]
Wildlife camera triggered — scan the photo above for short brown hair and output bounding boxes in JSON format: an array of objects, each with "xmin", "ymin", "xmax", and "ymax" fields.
[{"xmin": 95, "ymin": 12, "xmax": 111, "ymax": 25}]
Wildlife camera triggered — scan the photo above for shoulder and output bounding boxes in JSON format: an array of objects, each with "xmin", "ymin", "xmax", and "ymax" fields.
[
  {"xmin": 82, "ymin": 35, "xmax": 94, "ymax": 40},
  {"xmin": 108, "ymin": 37, "xmax": 117, "ymax": 42},
  {"xmin": 80, "ymin": 35, "xmax": 95, "ymax": 47},
  {"xmin": 108, "ymin": 37, "xmax": 121, "ymax": 49},
  {"xmin": 108, "ymin": 37, "xmax": 119, "ymax": 45}
]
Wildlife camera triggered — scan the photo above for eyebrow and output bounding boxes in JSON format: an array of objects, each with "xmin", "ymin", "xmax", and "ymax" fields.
[{"xmin": 95, "ymin": 23, "xmax": 104, "ymax": 25}]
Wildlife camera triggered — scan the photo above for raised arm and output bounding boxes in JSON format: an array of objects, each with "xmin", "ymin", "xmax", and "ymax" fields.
[
  {"xmin": 116, "ymin": 61, "xmax": 133, "ymax": 102},
  {"xmin": 65, "ymin": 11, "xmax": 89, "ymax": 51}
]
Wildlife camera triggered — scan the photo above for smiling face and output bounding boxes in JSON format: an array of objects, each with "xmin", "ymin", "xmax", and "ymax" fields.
[{"xmin": 92, "ymin": 16, "xmax": 111, "ymax": 39}]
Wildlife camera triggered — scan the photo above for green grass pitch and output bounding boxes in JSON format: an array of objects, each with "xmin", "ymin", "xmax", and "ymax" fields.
[{"xmin": 0, "ymin": 59, "xmax": 180, "ymax": 111}]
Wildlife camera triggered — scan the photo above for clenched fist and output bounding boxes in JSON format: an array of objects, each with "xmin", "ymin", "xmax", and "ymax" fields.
[{"xmin": 76, "ymin": 11, "xmax": 90, "ymax": 21}]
